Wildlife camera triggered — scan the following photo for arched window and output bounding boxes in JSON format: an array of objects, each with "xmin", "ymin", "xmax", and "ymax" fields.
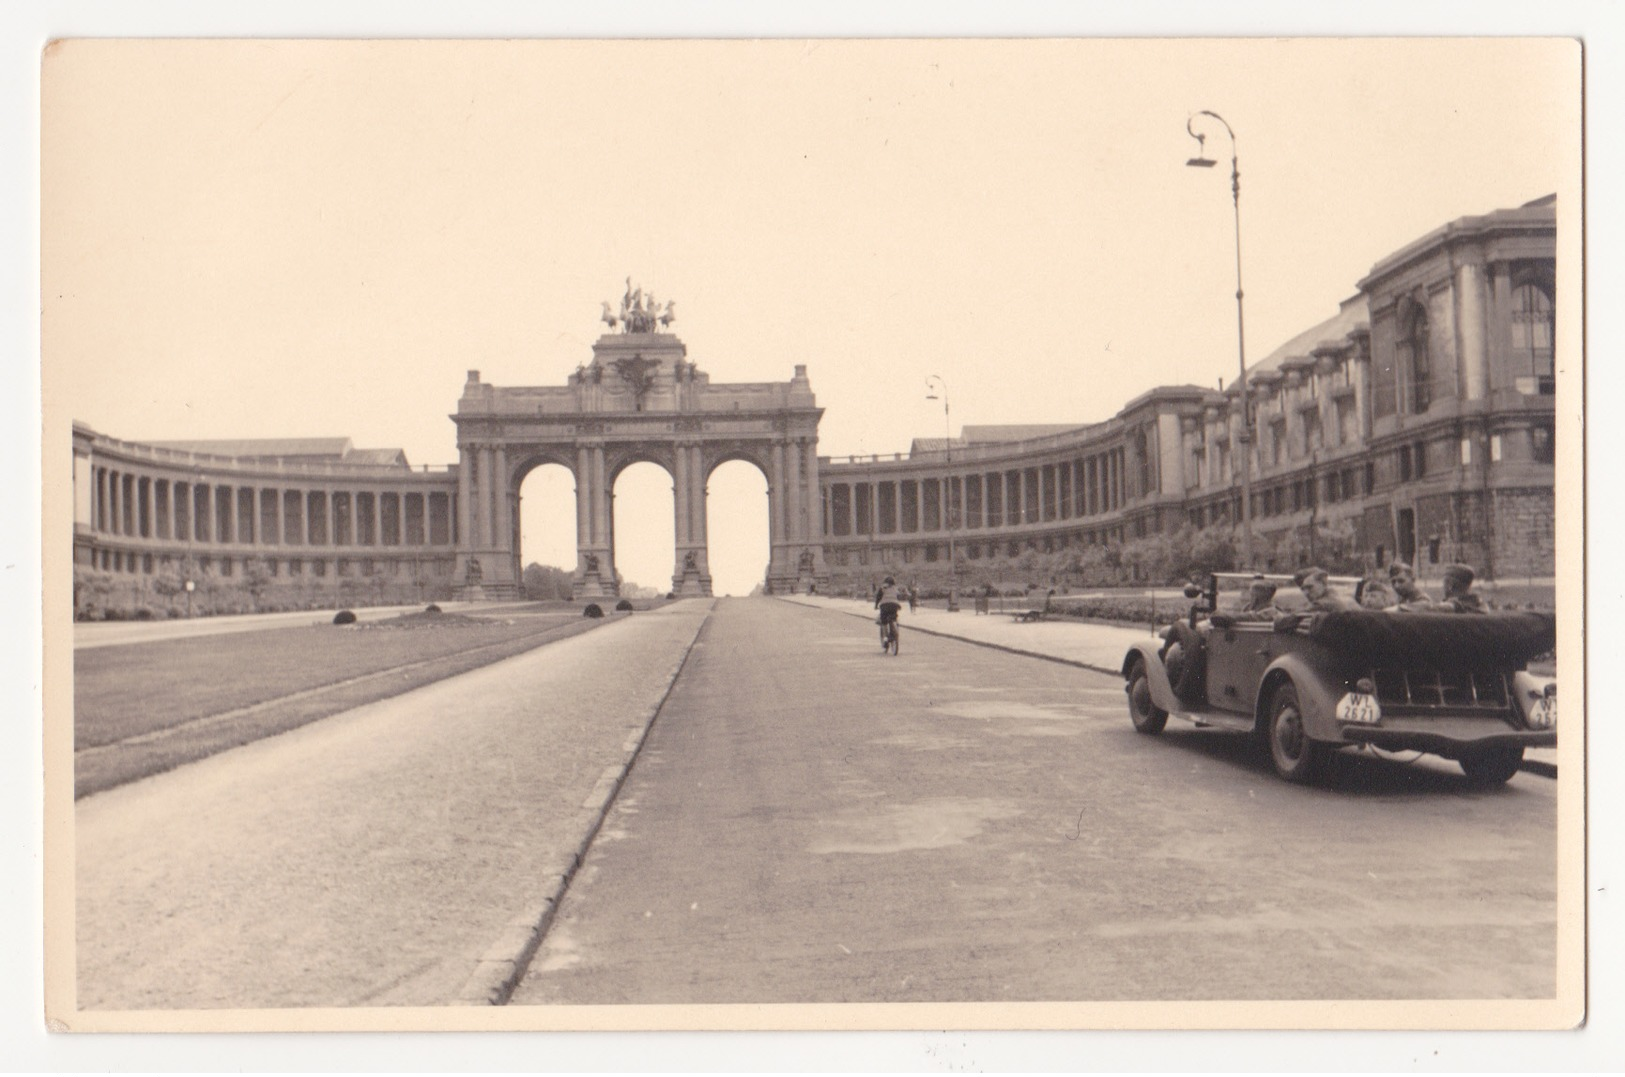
[{"xmin": 1511, "ymin": 280, "xmax": 1555, "ymax": 389}]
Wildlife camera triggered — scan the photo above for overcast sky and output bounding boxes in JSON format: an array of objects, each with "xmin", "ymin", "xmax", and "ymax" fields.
[{"xmin": 42, "ymin": 37, "xmax": 1578, "ymax": 593}]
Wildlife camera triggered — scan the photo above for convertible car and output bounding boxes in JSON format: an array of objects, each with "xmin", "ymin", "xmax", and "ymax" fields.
[{"xmin": 1122, "ymin": 572, "xmax": 1557, "ymax": 785}]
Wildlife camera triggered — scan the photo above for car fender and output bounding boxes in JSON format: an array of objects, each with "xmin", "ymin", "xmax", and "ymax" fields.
[
  {"xmin": 1512, "ymin": 670, "xmax": 1558, "ymax": 730},
  {"xmin": 1255, "ymin": 652, "xmax": 1344, "ymax": 741},
  {"xmin": 1123, "ymin": 640, "xmax": 1184, "ymax": 715}
]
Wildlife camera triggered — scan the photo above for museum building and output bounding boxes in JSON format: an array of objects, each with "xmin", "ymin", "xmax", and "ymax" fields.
[
  {"xmin": 818, "ymin": 195, "xmax": 1557, "ymax": 584},
  {"xmin": 71, "ymin": 196, "xmax": 1556, "ymax": 606}
]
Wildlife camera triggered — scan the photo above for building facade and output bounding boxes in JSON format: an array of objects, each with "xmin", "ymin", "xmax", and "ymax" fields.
[
  {"xmin": 71, "ymin": 197, "xmax": 1555, "ymax": 612},
  {"xmin": 817, "ymin": 196, "xmax": 1557, "ymax": 585}
]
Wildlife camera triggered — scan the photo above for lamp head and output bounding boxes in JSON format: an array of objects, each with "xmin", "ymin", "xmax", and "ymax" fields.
[{"xmin": 1186, "ymin": 156, "xmax": 1218, "ymax": 168}]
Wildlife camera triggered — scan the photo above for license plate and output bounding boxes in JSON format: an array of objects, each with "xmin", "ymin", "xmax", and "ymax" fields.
[
  {"xmin": 1336, "ymin": 692, "xmax": 1381, "ymax": 725},
  {"xmin": 1529, "ymin": 695, "xmax": 1557, "ymax": 729}
]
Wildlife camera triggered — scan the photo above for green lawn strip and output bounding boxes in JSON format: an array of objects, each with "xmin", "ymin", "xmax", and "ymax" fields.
[
  {"xmin": 74, "ymin": 614, "xmax": 584, "ymax": 748},
  {"xmin": 74, "ymin": 615, "xmax": 610, "ymax": 799}
]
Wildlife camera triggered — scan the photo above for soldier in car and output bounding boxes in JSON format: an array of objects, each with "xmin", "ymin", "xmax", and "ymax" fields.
[
  {"xmin": 1386, "ymin": 561, "xmax": 1439, "ymax": 611},
  {"xmin": 1440, "ymin": 562, "xmax": 1487, "ymax": 613},
  {"xmin": 1293, "ymin": 566, "xmax": 1360, "ymax": 613}
]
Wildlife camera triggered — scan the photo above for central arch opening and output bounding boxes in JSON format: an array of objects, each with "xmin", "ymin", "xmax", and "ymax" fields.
[
  {"xmin": 612, "ymin": 461, "xmax": 675, "ymax": 597},
  {"xmin": 707, "ymin": 460, "xmax": 770, "ymax": 596},
  {"xmin": 517, "ymin": 462, "xmax": 577, "ymax": 600}
]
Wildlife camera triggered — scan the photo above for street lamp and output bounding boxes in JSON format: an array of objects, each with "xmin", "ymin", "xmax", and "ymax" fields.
[
  {"xmin": 925, "ymin": 375, "xmax": 959, "ymax": 612},
  {"xmin": 1186, "ymin": 109, "xmax": 1255, "ymax": 566}
]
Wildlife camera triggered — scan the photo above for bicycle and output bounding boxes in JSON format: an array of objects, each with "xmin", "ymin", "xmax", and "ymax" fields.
[{"xmin": 879, "ymin": 614, "xmax": 900, "ymax": 656}]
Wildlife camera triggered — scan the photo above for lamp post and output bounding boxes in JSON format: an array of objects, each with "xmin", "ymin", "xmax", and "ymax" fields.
[
  {"xmin": 1186, "ymin": 109, "xmax": 1254, "ymax": 566},
  {"xmin": 925, "ymin": 375, "xmax": 959, "ymax": 611}
]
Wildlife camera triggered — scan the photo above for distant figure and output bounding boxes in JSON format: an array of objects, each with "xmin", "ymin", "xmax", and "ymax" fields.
[
  {"xmin": 908, "ymin": 586, "xmax": 918, "ymax": 613},
  {"xmin": 1441, "ymin": 563, "xmax": 1486, "ymax": 613}
]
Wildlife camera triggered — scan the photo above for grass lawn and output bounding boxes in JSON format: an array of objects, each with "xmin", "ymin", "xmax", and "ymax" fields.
[{"xmin": 73, "ymin": 609, "xmax": 614, "ymax": 798}]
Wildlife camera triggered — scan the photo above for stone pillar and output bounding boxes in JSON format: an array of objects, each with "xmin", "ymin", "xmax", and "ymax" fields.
[
  {"xmin": 593, "ymin": 446, "xmax": 610, "ymax": 550},
  {"xmin": 478, "ymin": 447, "xmax": 495, "ymax": 553},
  {"xmin": 690, "ymin": 446, "xmax": 708, "ymax": 548},
  {"xmin": 250, "ymin": 485, "xmax": 261, "ymax": 547},
  {"xmin": 769, "ymin": 440, "xmax": 786, "ymax": 585},
  {"xmin": 575, "ymin": 446, "xmax": 591, "ymax": 550},
  {"xmin": 806, "ymin": 445, "xmax": 825, "ymax": 577},
  {"xmin": 109, "ymin": 469, "xmax": 122, "ymax": 536},
  {"xmin": 493, "ymin": 445, "xmax": 509, "ymax": 555},
  {"xmin": 1458, "ymin": 261, "xmax": 1489, "ymax": 402},
  {"xmin": 457, "ymin": 447, "xmax": 473, "ymax": 550},
  {"xmin": 673, "ymin": 443, "xmax": 690, "ymax": 546},
  {"xmin": 787, "ymin": 438, "xmax": 803, "ymax": 551}
]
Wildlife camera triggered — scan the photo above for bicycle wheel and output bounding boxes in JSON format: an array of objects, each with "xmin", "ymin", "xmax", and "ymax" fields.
[{"xmin": 888, "ymin": 622, "xmax": 900, "ymax": 656}]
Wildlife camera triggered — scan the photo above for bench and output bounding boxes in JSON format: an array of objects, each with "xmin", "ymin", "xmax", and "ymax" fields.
[{"xmin": 1011, "ymin": 609, "xmax": 1046, "ymax": 623}]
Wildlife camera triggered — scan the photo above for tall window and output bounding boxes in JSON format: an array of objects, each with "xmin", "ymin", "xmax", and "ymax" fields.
[
  {"xmin": 1511, "ymin": 280, "xmax": 1555, "ymax": 390},
  {"xmin": 1407, "ymin": 305, "xmax": 1431, "ymax": 413}
]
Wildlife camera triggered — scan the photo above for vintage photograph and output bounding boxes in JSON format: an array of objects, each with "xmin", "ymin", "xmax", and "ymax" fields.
[{"xmin": 40, "ymin": 35, "xmax": 1583, "ymax": 1036}]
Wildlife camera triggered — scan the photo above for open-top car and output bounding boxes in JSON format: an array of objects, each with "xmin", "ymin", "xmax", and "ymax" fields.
[{"xmin": 1122, "ymin": 572, "xmax": 1557, "ymax": 785}]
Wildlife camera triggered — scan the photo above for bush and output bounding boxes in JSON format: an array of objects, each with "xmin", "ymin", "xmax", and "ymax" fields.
[
  {"xmin": 333, "ymin": 609, "xmax": 358, "ymax": 625},
  {"xmin": 615, "ymin": 599, "xmax": 634, "ymax": 612},
  {"xmin": 424, "ymin": 603, "xmax": 442, "ymax": 614},
  {"xmin": 583, "ymin": 603, "xmax": 604, "ymax": 618}
]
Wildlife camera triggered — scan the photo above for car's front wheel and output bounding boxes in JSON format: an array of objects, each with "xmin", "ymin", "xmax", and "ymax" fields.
[
  {"xmin": 1459, "ymin": 745, "xmax": 1524, "ymax": 787},
  {"xmin": 1126, "ymin": 659, "xmax": 1168, "ymax": 735},
  {"xmin": 1267, "ymin": 681, "xmax": 1325, "ymax": 783}
]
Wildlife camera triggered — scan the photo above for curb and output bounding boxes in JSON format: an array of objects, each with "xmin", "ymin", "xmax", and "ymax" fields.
[
  {"xmin": 783, "ymin": 598, "xmax": 1126, "ymax": 677},
  {"xmin": 451, "ymin": 604, "xmax": 715, "ymax": 1006}
]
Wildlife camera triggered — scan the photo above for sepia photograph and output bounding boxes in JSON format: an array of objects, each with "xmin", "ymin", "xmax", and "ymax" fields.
[{"xmin": 21, "ymin": 11, "xmax": 1604, "ymax": 1064}]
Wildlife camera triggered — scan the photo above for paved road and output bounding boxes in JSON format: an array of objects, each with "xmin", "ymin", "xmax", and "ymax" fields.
[
  {"xmin": 512, "ymin": 597, "xmax": 1556, "ymax": 1005},
  {"xmin": 74, "ymin": 601, "xmax": 711, "ymax": 1010}
]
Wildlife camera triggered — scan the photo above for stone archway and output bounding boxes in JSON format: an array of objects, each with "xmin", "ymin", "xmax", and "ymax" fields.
[{"xmin": 450, "ymin": 293, "xmax": 827, "ymax": 599}]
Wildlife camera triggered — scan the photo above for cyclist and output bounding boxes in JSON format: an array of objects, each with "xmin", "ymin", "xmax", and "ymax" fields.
[{"xmin": 874, "ymin": 576, "xmax": 905, "ymax": 651}]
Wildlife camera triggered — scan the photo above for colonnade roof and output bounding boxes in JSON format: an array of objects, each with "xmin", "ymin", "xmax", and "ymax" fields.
[{"xmin": 143, "ymin": 437, "xmax": 412, "ymax": 469}]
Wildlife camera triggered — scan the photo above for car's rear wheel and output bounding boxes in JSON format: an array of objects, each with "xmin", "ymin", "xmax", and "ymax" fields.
[
  {"xmin": 1267, "ymin": 681, "xmax": 1325, "ymax": 783},
  {"xmin": 1459, "ymin": 745, "xmax": 1524, "ymax": 786},
  {"xmin": 1126, "ymin": 659, "xmax": 1168, "ymax": 735}
]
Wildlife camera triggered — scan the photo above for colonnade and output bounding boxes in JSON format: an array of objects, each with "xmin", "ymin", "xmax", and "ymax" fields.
[
  {"xmin": 82, "ymin": 461, "xmax": 458, "ymax": 578},
  {"xmin": 824, "ymin": 448, "xmax": 1127, "ymax": 540}
]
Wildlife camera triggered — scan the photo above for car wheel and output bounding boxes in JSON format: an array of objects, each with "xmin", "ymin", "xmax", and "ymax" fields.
[
  {"xmin": 1267, "ymin": 682, "xmax": 1325, "ymax": 783},
  {"xmin": 1127, "ymin": 659, "xmax": 1168, "ymax": 735},
  {"xmin": 1459, "ymin": 745, "xmax": 1524, "ymax": 787}
]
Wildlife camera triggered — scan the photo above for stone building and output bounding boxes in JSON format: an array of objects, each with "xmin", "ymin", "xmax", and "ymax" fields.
[
  {"xmin": 70, "ymin": 197, "xmax": 1556, "ymax": 612},
  {"xmin": 817, "ymin": 195, "xmax": 1557, "ymax": 585}
]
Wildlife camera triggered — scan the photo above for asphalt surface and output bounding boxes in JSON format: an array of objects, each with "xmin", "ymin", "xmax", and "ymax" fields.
[
  {"xmin": 71, "ymin": 594, "xmax": 1560, "ymax": 1013},
  {"xmin": 74, "ymin": 601, "xmax": 711, "ymax": 1010},
  {"xmin": 511, "ymin": 597, "xmax": 1557, "ymax": 1005}
]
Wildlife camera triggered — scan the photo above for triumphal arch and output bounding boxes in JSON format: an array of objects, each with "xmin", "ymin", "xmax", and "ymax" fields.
[{"xmin": 452, "ymin": 285, "xmax": 827, "ymax": 598}]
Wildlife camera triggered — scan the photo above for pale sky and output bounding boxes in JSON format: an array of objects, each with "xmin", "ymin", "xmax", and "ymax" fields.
[{"xmin": 42, "ymin": 37, "xmax": 1579, "ymax": 593}]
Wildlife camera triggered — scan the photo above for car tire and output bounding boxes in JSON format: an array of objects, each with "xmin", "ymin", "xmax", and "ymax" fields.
[
  {"xmin": 1459, "ymin": 745, "xmax": 1524, "ymax": 787},
  {"xmin": 1162, "ymin": 622, "xmax": 1205, "ymax": 703},
  {"xmin": 1127, "ymin": 659, "xmax": 1168, "ymax": 735},
  {"xmin": 1267, "ymin": 681, "xmax": 1325, "ymax": 783}
]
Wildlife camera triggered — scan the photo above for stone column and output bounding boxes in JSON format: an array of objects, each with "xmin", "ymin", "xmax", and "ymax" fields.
[
  {"xmin": 592, "ymin": 446, "xmax": 609, "ymax": 549},
  {"xmin": 673, "ymin": 443, "xmax": 690, "ymax": 547},
  {"xmin": 787, "ymin": 438, "xmax": 803, "ymax": 550},
  {"xmin": 493, "ymin": 445, "xmax": 509, "ymax": 556},
  {"xmin": 478, "ymin": 447, "xmax": 495, "ymax": 551},
  {"xmin": 250, "ymin": 485, "xmax": 261, "ymax": 547},
  {"xmin": 806, "ymin": 446, "xmax": 824, "ymax": 557},
  {"xmin": 109, "ymin": 469, "xmax": 122, "ymax": 536},
  {"xmin": 770, "ymin": 441, "xmax": 786, "ymax": 581},
  {"xmin": 690, "ymin": 446, "xmax": 707, "ymax": 547},
  {"xmin": 457, "ymin": 446, "xmax": 473, "ymax": 549},
  {"xmin": 1458, "ymin": 261, "xmax": 1489, "ymax": 401},
  {"xmin": 575, "ymin": 446, "xmax": 591, "ymax": 551}
]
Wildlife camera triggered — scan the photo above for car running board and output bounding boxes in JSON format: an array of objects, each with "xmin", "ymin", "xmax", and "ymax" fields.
[{"xmin": 1171, "ymin": 708, "xmax": 1256, "ymax": 733}]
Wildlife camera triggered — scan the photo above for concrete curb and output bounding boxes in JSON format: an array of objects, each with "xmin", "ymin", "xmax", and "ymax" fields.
[
  {"xmin": 781, "ymin": 599, "xmax": 1558, "ymax": 780},
  {"xmin": 452, "ymin": 604, "xmax": 715, "ymax": 1006},
  {"xmin": 785, "ymin": 598, "xmax": 1125, "ymax": 677}
]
